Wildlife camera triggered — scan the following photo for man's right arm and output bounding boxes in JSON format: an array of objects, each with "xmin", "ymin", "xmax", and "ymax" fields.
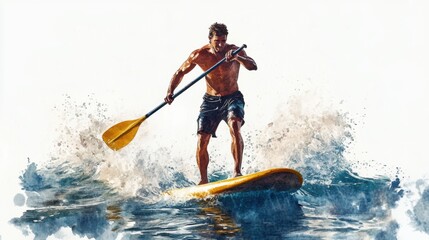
[{"xmin": 165, "ymin": 50, "xmax": 198, "ymax": 104}]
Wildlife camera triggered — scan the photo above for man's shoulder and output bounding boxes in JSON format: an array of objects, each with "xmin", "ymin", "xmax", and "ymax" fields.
[
  {"xmin": 188, "ymin": 44, "xmax": 211, "ymax": 61},
  {"xmin": 192, "ymin": 44, "xmax": 211, "ymax": 54}
]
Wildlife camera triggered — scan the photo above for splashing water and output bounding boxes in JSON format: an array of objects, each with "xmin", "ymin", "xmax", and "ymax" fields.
[
  {"xmin": 9, "ymin": 95, "xmax": 429, "ymax": 239},
  {"xmin": 248, "ymin": 96, "xmax": 355, "ymax": 184}
]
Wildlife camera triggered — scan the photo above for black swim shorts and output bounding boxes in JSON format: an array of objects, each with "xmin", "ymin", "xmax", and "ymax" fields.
[{"xmin": 197, "ymin": 91, "xmax": 245, "ymax": 138}]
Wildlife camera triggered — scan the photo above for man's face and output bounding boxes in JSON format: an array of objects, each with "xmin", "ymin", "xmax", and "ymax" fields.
[{"xmin": 210, "ymin": 35, "xmax": 227, "ymax": 53}]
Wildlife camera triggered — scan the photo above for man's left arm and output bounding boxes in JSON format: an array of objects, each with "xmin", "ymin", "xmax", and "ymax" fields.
[{"xmin": 226, "ymin": 49, "xmax": 258, "ymax": 71}]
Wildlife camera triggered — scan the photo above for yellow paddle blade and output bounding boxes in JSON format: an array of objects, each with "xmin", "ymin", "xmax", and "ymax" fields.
[{"xmin": 102, "ymin": 116, "xmax": 146, "ymax": 151}]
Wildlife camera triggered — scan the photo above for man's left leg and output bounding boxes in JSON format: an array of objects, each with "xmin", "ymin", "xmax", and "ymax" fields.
[{"xmin": 228, "ymin": 117, "xmax": 243, "ymax": 177}]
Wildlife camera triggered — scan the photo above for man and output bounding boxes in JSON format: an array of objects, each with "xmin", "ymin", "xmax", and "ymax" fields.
[{"xmin": 164, "ymin": 23, "xmax": 257, "ymax": 185}]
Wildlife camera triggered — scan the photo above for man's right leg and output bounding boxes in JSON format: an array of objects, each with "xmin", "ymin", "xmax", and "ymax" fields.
[{"xmin": 196, "ymin": 132, "xmax": 211, "ymax": 185}]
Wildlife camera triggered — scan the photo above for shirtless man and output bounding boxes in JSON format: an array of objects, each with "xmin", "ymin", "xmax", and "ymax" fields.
[{"xmin": 164, "ymin": 23, "xmax": 257, "ymax": 185}]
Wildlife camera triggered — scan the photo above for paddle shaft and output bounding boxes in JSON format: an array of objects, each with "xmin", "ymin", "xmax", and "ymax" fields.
[
  {"xmin": 144, "ymin": 44, "xmax": 247, "ymax": 120},
  {"xmin": 102, "ymin": 44, "xmax": 248, "ymax": 150}
]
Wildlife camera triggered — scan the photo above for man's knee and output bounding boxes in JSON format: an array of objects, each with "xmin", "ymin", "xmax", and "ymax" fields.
[
  {"xmin": 228, "ymin": 117, "xmax": 243, "ymax": 133},
  {"xmin": 197, "ymin": 132, "xmax": 211, "ymax": 148}
]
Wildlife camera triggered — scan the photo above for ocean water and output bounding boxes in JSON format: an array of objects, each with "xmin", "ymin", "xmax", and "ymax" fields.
[
  {"xmin": 12, "ymin": 164, "xmax": 404, "ymax": 240},
  {"xmin": 9, "ymin": 98, "xmax": 429, "ymax": 239}
]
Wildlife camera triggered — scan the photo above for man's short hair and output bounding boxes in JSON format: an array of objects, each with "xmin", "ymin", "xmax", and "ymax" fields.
[{"xmin": 208, "ymin": 23, "xmax": 229, "ymax": 39}]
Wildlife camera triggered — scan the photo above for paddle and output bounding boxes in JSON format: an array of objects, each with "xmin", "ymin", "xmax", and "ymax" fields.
[{"xmin": 102, "ymin": 44, "xmax": 248, "ymax": 150}]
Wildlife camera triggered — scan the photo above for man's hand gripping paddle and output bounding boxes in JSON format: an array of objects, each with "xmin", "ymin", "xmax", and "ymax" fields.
[{"xmin": 102, "ymin": 44, "xmax": 247, "ymax": 150}]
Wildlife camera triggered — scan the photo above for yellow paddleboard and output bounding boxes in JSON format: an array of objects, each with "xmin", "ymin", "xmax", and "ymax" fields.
[{"xmin": 166, "ymin": 168, "xmax": 303, "ymax": 199}]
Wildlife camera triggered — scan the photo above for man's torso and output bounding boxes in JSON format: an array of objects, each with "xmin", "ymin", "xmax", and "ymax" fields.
[{"xmin": 193, "ymin": 44, "xmax": 240, "ymax": 96}]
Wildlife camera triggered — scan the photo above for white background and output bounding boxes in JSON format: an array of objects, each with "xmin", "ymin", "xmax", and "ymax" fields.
[{"xmin": 1, "ymin": 0, "xmax": 428, "ymax": 239}]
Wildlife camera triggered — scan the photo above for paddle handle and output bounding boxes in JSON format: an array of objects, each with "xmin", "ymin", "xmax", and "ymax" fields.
[{"xmin": 144, "ymin": 44, "xmax": 247, "ymax": 119}]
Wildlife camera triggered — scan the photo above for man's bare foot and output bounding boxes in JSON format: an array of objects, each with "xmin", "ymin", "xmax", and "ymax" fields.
[
  {"xmin": 234, "ymin": 172, "xmax": 243, "ymax": 177},
  {"xmin": 198, "ymin": 180, "xmax": 208, "ymax": 185}
]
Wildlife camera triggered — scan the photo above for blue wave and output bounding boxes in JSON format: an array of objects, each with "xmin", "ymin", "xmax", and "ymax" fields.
[{"xmin": 12, "ymin": 159, "xmax": 410, "ymax": 239}]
